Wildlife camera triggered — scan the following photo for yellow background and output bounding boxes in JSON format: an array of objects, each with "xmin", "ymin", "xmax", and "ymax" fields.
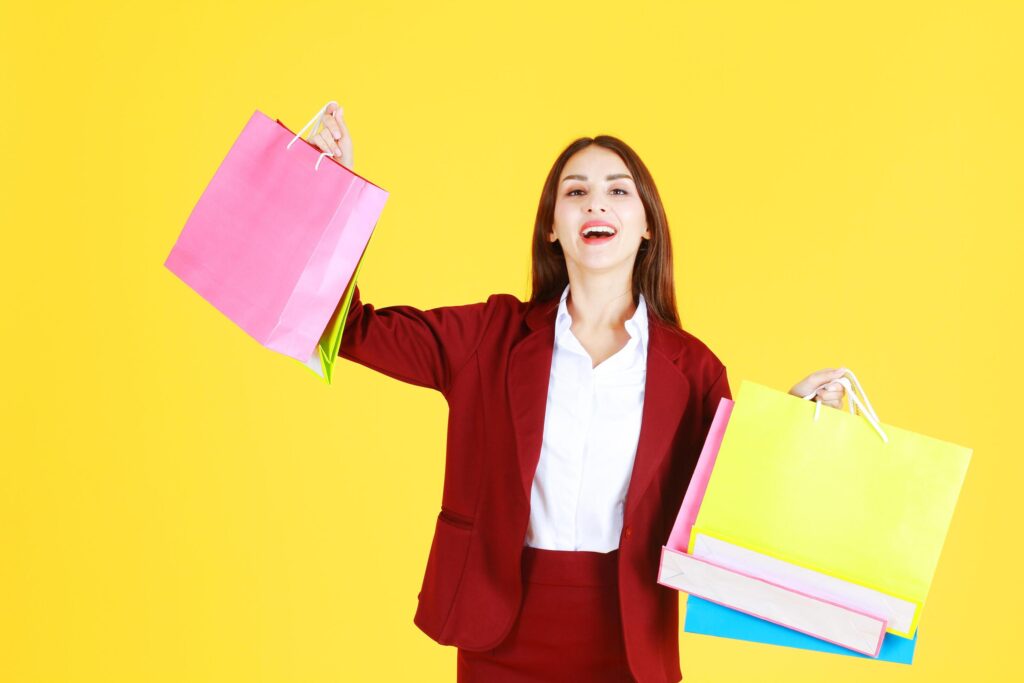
[{"xmin": 3, "ymin": 0, "xmax": 1020, "ymax": 680}]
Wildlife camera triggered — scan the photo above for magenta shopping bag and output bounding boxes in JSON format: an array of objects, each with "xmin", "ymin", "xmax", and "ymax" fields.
[{"xmin": 165, "ymin": 102, "xmax": 388, "ymax": 365}]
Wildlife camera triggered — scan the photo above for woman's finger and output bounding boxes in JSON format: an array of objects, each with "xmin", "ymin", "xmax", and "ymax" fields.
[
  {"xmin": 333, "ymin": 107, "xmax": 350, "ymax": 135},
  {"xmin": 816, "ymin": 383, "xmax": 843, "ymax": 403},
  {"xmin": 814, "ymin": 388, "xmax": 842, "ymax": 408},
  {"xmin": 311, "ymin": 131, "xmax": 334, "ymax": 156},
  {"xmin": 307, "ymin": 103, "xmax": 351, "ymax": 165},
  {"xmin": 324, "ymin": 101, "xmax": 350, "ymax": 137},
  {"xmin": 790, "ymin": 367, "xmax": 847, "ymax": 399},
  {"xmin": 320, "ymin": 112, "xmax": 343, "ymax": 144},
  {"xmin": 309, "ymin": 131, "xmax": 327, "ymax": 154},
  {"xmin": 809, "ymin": 367, "xmax": 847, "ymax": 385},
  {"xmin": 316, "ymin": 120, "xmax": 343, "ymax": 157}
]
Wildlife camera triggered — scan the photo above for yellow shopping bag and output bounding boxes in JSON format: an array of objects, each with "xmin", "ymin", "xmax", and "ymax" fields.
[{"xmin": 691, "ymin": 373, "xmax": 971, "ymax": 639}]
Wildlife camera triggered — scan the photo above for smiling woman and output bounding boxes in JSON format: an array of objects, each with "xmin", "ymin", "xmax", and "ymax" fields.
[
  {"xmin": 304, "ymin": 104, "xmax": 846, "ymax": 682},
  {"xmin": 531, "ymin": 137, "xmax": 679, "ymax": 330}
]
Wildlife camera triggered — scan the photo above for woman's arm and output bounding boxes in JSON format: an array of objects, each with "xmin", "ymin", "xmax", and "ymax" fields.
[
  {"xmin": 338, "ymin": 284, "xmax": 496, "ymax": 396},
  {"xmin": 303, "ymin": 101, "xmax": 496, "ymax": 395},
  {"xmin": 701, "ymin": 365, "xmax": 732, "ymax": 436},
  {"xmin": 299, "ymin": 104, "xmax": 495, "ymax": 395}
]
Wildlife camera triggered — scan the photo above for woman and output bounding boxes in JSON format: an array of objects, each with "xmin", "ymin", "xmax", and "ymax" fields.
[{"xmin": 308, "ymin": 101, "xmax": 848, "ymax": 683}]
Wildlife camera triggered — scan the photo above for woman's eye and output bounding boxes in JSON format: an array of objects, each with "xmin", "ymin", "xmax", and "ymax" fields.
[{"xmin": 566, "ymin": 188, "xmax": 628, "ymax": 196}]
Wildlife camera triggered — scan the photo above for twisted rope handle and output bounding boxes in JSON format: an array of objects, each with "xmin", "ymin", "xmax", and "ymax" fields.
[{"xmin": 284, "ymin": 101, "xmax": 338, "ymax": 172}]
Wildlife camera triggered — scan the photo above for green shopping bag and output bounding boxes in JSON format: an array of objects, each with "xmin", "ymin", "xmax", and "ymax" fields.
[
  {"xmin": 299, "ymin": 244, "xmax": 368, "ymax": 384},
  {"xmin": 691, "ymin": 374, "xmax": 971, "ymax": 639}
]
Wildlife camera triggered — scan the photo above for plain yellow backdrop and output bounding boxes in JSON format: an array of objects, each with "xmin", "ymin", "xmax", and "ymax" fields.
[{"xmin": 3, "ymin": 1, "xmax": 1021, "ymax": 681}]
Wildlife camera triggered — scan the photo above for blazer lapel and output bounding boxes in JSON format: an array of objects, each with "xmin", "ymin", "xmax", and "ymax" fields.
[
  {"xmin": 508, "ymin": 298, "xmax": 559, "ymax": 503},
  {"xmin": 507, "ymin": 298, "xmax": 692, "ymax": 516},
  {"xmin": 623, "ymin": 319, "xmax": 691, "ymax": 521}
]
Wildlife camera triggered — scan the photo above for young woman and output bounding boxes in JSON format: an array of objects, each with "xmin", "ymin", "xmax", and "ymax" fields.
[{"xmin": 308, "ymin": 101, "xmax": 849, "ymax": 683}]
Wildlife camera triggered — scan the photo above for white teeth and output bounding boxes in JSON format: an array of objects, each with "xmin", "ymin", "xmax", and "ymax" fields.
[{"xmin": 583, "ymin": 226, "xmax": 616, "ymax": 238}]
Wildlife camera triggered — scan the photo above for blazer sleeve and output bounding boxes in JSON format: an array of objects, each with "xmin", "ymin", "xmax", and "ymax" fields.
[
  {"xmin": 700, "ymin": 364, "xmax": 732, "ymax": 437},
  {"xmin": 337, "ymin": 283, "xmax": 494, "ymax": 395}
]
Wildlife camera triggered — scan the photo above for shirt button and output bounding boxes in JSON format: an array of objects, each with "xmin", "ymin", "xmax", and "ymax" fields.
[{"xmin": 623, "ymin": 526, "xmax": 633, "ymax": 540}]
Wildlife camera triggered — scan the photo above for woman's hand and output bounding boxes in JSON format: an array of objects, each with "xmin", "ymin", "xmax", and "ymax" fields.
[
  {"xmin": 788, "ymin": 367, "xmax": 848, "ymax": 409},
  {"xmin": 307, "ymin": 100, "xmax": 354, "ymax": 171}
]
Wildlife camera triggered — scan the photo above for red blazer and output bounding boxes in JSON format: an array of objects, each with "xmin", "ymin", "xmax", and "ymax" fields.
[{"xmin": 339, "ymin": 285, "xmax": 731, "ymax": 683}]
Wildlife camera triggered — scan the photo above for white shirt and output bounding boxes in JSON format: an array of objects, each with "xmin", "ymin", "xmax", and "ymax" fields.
[{"xmin": 524, "ymin": 284, "xmax": 649, "ymax": 552}]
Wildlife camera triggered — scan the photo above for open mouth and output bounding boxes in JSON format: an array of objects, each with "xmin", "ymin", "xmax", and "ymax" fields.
[{"xmin": 580, "ymin": 224, "xmax": 618, "ymax": 244}]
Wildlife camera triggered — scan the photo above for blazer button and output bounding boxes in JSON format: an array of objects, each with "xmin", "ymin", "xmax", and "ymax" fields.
[{"xmin": 624, "ymin": 526, "xmax": 633, "ymax": 540}]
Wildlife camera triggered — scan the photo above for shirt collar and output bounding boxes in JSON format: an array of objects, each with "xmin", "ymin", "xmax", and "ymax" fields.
[{"xmin": 555, "ymin": 283, "xmax": 649, "ymax": 354}]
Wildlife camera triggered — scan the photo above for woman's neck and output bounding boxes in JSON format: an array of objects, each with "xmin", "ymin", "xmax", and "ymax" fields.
[{"xmin": 565, "ymin": 273, "xmax": 636, "ymax": 333}]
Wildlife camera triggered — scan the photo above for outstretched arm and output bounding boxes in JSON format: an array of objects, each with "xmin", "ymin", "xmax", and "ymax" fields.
[{"xmin": 338, "ymin": 284, "xmax": 495, "ymax": 396}]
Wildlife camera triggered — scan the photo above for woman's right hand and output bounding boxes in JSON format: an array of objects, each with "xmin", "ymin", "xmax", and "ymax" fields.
[{"xmin": 307, "ymin": 100, "xmax": 354, "ymax": 171}]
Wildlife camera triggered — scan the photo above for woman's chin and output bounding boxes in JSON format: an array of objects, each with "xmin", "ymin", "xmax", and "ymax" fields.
[{"xmin": 569, "ymin": 252, "xmax": 637, "ymax": 274}]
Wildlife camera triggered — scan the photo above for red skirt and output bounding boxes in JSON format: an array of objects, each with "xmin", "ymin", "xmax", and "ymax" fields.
[{"xmin": 457, "ymin": 546, "xmax": 635, "ymax": 682}]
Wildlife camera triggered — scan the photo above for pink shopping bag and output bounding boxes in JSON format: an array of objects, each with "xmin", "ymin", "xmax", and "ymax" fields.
[
  {"xmin": 165, "ymin": 102, "xmax": 388, "ymax": 364},
  {"xmin": 666, "ymin": 396, "xmax": 734, "ymax": 554}
]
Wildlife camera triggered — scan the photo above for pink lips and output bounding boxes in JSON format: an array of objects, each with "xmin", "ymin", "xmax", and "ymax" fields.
[{"xmin": 580, "ymin": 220, "xmax": 618, "ymax": 244}]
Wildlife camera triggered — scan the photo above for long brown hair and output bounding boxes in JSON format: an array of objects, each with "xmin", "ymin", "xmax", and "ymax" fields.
[{"xmin": 528, "ymin": 135, "xmax": 681, "ymax": 329}]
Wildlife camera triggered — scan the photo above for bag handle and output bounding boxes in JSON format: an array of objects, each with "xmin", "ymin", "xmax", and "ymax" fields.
[
  {"xmin": 800, "ymin": 368, "xmax": 889, "ymax": 443},
  {"xmin": 285, "ymin": 101, "xmax": 338, "ymax": 172}
]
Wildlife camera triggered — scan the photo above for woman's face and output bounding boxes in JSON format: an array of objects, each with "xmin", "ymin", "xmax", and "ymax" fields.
[{"xmin": 550, "ymin": 145, "xmax": 650, "ymax": 275}]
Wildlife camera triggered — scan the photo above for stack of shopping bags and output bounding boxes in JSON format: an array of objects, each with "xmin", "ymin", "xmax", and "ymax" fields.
[
  {"xmin": 658, "ymin": 370, "xmax": 971, "ymax": 664},
  {"xmin": 164, "ymin": 102, "xmax": 388, "ymax": 383}
]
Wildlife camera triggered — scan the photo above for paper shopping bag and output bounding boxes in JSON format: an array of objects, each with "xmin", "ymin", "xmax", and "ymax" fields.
[
  {"xmin": 300, "ymin": 241, "xmax": 368, "ymax": 383},
  {"xmin": 662, "ymin": 371, "xmax": 966, "ymax": 659},
  {"xmin": 666, "ymin": 396, "xmax": 734, "ymax": 554},
  {"xmin": 660, "ymin": 395, "xmax": 892, "ymax": 657},
  {"xmin": 660, "ymin": 544, "xmax": 890, "ymax": 656},
  {"xmin": 684, "ymin": 595, "xmax": 917, "ymax": 664},
  {"xmin": 165, "ymin": 102, "xmax": 387, "ymax": 376},
  {"xmin": 690, "ymin": 377, "xmax": 971, "ymax": 640}
]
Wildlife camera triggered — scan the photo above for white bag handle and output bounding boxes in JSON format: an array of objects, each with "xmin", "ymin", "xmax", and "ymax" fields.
[
  {"xmin": 285, "ymin": 101, "xmax": 338, "ymax": 172},
  {"xmin": 800, "ymin": 368, "xmax": 889, "ymax": 443}
]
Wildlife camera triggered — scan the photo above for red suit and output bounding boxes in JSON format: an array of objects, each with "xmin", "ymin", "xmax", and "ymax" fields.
[{"xmin": 339, "ymin": 286, "xmax": 731, "ymax": 683}]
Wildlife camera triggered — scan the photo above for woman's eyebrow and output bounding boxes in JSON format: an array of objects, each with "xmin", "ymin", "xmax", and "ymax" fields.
[{"xmin": 560, "ymin": 173, "xmax": 634, "ymax": 183}]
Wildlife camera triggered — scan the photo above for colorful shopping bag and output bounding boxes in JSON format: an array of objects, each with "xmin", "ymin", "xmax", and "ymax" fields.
[
  {"xmin": 165, "ymin": 102, "xmax": 387, "ymax": 381},
  {"xmin": 661, "ymin": 370, "xmax": 968, "ymax": 659},
  {"xmin": 661, "ymin": 393, "xmax": 892, "ymax": 657},
  {"xmin": 690, "ymin": 373, "xmax": 971, "ymax": 640}
]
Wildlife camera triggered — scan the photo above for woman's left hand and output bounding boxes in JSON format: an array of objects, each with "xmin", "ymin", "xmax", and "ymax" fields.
[{"xmin": 788, "ymin": 367, "xmax": 848, "ymax": 409}]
